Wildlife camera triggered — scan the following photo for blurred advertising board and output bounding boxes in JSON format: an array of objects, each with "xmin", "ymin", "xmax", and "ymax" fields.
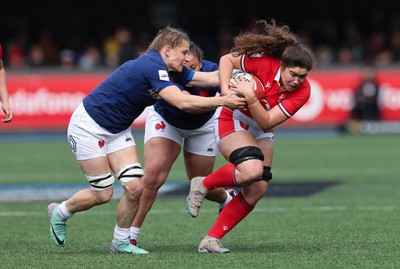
[
  {"xmin": 293, "ymin": 70, "xmax": 400, "ymax": 126},
  {"xmin": 2, "ymin": 70, "xmax": 400, "ymax": 131}
]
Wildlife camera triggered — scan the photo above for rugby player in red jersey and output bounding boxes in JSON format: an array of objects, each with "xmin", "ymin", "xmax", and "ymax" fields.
[{"xmin": 186, "ymin": 19, "xmax": 315, "ymax": 253}]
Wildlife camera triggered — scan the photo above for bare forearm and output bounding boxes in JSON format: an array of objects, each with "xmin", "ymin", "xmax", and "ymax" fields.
[
  {"xmin": 247, "ymin": 101, "xmax": 287, "ymax": 131},
  {"xmin": 0, "ymin": 69, "xmax": 9, "ymax": 104},
  {"xmin": 0, "ymin": 66, "xmax": 12, "ymax": 122},
  {"xmin": 219, "ymin": 55, "xmax": 234, "ymax": 94},
  {"xmin": 189, "ymin": 70, "xmax": 220, "ymax": 87},
  {"xmin": 219, "ymin": 54, "xmax": 243, "ymax": 95},
  {"xmin": 160, "ymin": 86, "xmax": 245, "ymax": 114},
  {"xmin": 176, "ymin": 94, "xmax": 223, "ymax": 114}
]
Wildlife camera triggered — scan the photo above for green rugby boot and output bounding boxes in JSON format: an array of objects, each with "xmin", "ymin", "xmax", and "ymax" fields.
[
  {"xmin": 109, "ymin": 239, "xmax": 149, "ymax": 254},
  {"xmin": 47, "ymin": 203, "xmax": 67, "ymax": 247}
]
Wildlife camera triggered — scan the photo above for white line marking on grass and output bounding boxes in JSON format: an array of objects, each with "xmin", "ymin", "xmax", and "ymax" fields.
[{"xmin": 0, "ymin": 205, "xmax": 397, "ymax": 217}]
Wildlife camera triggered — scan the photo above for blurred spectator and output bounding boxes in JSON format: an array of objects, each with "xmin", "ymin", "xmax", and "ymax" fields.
[
  {"xmin": 36, "ymin": 29, "xmax": 59, "ymax": 66},
  {"xmin": 350, "ymin": 64, "xmax": 381, "ymax": 122},
  {"xmin": 5, "ymin": 25, "xmax": 29, "ymax": 69},
  {"xmin": 28, "ymin": 44, "xmax": 46, "ymax": 67},
  {"xmin": 314, "ymin": 44, "xmax": 335, "ymax": 67},
  {"xmin": 389, "ymin": 29, "xmax": 400, "ymax": 61},
  {"xmin": 2, "ymin": 3, "xmax": 400, "ymax": 69},
  {"xmin": 6, "ymin": 41, "xmax": 26, "ymax": 68},
  {"xmin": 78, "ymin": 45, "xmax": 103, "ymax": 70},
  {"xmin": 59, "ymin": 49, "xmax": 76, "ymax": 69},
  {"xmin": 103, "ymin": 35, "xmax": 119, "ymax": 68},
  {"xmin": 115, "ymin": 27, "xmax": 136, "ymax": 64},
  {"xmin": 346, "ymin": 64, "xmax": 381, "ymax": 133},
  {"xmin": 103, "ymin": 27, "xmax": 136, "ymax": 68},
  {"xmin": 375, "ymin": 49, "xmax": 394, "ymax": 66},
  {"xmin": 336, "ymin": 47, "xmax": 354, "ymax": 65}
]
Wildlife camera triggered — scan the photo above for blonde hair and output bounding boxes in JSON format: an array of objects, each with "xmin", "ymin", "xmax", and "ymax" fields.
[{"xmin": 147, "ymin": 26, "xmax": 190, "ymax": 52}]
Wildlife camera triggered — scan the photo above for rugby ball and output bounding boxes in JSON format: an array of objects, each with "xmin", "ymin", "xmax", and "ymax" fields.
[{"xmin": 230, "ymin": 72, "xmax": 265, "ymax": 100}]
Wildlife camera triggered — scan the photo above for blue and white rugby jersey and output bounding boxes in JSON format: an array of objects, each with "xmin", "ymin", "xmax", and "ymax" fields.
[
  {"xmin": 83, "ymin": 49, "xmax": 193, "ymax": 133},
  {"xmin": 153, "ymin": 59, "xmax": 220, "ymax": 130}
]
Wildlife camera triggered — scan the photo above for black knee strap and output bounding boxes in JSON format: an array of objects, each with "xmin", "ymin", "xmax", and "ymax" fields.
[
  {"xmin": 259, "ymin": 166, "xmax": 272, "ymax": 181},
  {"xmin": 229, "ymin": 146, "xmax": 264, "ymax": 166}
]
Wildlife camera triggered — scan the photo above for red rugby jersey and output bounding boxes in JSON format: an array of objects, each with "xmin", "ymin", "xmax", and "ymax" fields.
[{"xmin": 239, "ymin": 53, "xmax": 311, "ymax": 118}]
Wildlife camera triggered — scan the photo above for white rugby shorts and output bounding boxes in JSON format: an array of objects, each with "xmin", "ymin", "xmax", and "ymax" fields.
[
  {"xmin": 144, "ymin": 106, "xmax": 218, "ymax": 157},
  {"xmin": 67, "ymin": 103, "xmax": 136, "ymax": 160}
]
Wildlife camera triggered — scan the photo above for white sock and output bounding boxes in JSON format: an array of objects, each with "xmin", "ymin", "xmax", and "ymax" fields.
[
  {"xmin": 219, "ymin": 190, "xmax": 234, "ymax": 207},
  {"xmin": 130, "ymin": 227, "xmax": 141, "ymax": 240},
  {"xmin": 114, "ymin": 225, "xmax": 130, "ymax": 242},
  {"xmin": 58, "ymin": 201, "xmax": 73, "ymax": 220}
]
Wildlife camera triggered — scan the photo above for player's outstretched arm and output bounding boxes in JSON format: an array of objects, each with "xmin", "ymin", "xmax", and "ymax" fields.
[{"xmin": 159, "ymin": 85, "xmax": 246, "ymax": 114}]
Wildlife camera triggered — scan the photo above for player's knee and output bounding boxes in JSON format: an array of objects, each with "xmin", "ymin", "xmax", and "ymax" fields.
[
  {"xmin": 86, "ymin": 173, "xmax": 115, "ymax": 191},
  {"xmin": 123, "ymin": 179, "xmax": 143, "ymax": 201},
  {"xmin": 117, "ymin": 163, "xmax": 144, "ymax": 185},
  {"xmin": 229, "ymin": 146, "xmax": 264, "ymax": 166},
  {"xmin": 241, "ymin": 165, "xmax": 264, "ymax": 185},
  {"xmin": 142, "ymin": 173, "xmax": 167, "ymax": 191},
  {"xmin": 96, "ymin": 188, "xmax": 114, "ymax": 204},
  {"xmin": 230, "ymin": 146, "xmax": 264, "ymax": 184}
]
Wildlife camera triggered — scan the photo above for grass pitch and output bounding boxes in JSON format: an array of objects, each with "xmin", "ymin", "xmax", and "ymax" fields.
[{"xmin": 0, "ymin": 132, "xmax": 399, "ymax": 268}]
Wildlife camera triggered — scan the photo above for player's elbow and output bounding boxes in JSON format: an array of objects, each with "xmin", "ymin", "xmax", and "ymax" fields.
[
  {"xmin": 260, "ymin": 125, "xmax": 274, "ymax": 132},
  {"xmin": 258, "ymin": 121, "xmax": 276, "ymax": 132},
  {"xmin": 174, "ymin": 101, "xmax": 191, "ymax": 111},
  {"xmin": 171, "ymin": 99, "xmax": 196, "ymax": 113}
]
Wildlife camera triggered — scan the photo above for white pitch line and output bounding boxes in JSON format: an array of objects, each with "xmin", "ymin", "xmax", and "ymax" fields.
[{"xmin": 0, "ymin": 205, "xmax": 397, "ymax": 217}]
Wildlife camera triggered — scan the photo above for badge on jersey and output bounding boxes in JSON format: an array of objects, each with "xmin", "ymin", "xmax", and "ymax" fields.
[{"xmin": 158, "ymin": 70, "xmax": 169, "ymax": 81}]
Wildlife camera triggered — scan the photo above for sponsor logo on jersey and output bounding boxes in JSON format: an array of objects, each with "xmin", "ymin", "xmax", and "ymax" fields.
[{"xmin": 158, "ymin": 70, "xmax": 169, "ymax": 81}]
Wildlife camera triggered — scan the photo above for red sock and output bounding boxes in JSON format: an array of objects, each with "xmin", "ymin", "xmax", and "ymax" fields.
[
  {"xmin": 207, "ymin": 192, "xmax": 254, "ymax": 239},
  {"xmin": 203, "ymin": 163, "xmax": 236, "ymax": 190}
]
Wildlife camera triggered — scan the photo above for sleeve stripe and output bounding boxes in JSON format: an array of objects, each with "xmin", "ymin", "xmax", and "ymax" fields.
[
  {"xmin": 187, "ymin": 70, "xmax": 195, "ymax": 81},
  {"xmin": 278, "ymin": 103, "xmax": 292, "ymax": 118},
  {"xmin": 240, "ymin": 55, "xmax": 246, "ymax": 71}
]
